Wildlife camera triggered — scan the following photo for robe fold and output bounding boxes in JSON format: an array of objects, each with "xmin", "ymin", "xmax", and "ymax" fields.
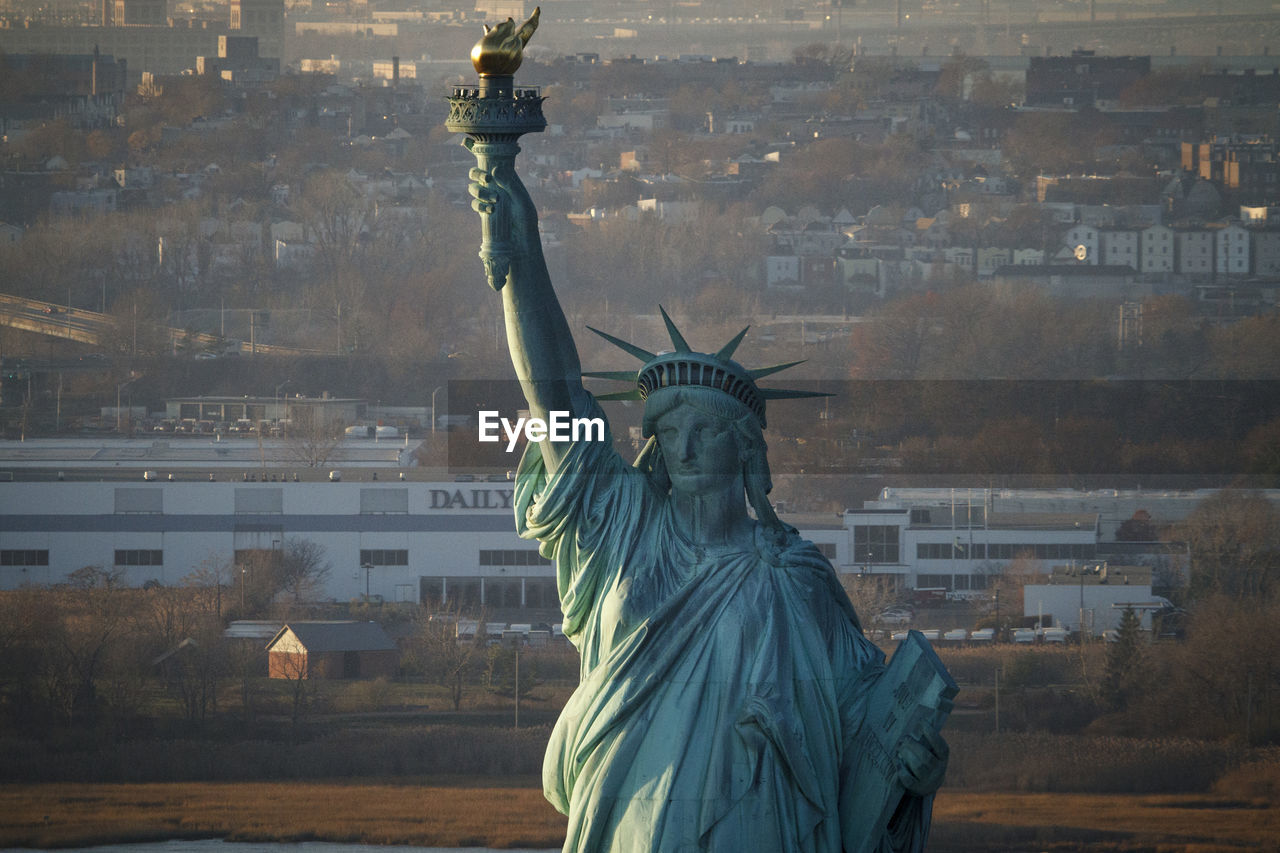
[{"xmin": 514, "ymin": 412, "xmax": 930, "ymax": 853}]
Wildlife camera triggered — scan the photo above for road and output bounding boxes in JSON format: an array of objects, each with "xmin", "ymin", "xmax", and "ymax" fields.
[{"xmin": 0, "ymin": 292, "xmax": 334, "ymax": 356}]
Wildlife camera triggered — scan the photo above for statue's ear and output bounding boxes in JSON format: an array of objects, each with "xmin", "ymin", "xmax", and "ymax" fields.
[{"xmin": 482, "ymin": 23, "xmax": 492, "ymax": 33}]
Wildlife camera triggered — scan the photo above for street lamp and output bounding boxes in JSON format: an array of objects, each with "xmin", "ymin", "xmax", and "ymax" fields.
[
  {"xmin": 116, "ymin": 375, "xmax": 140, "ymax": 433},
  {"xmin": 362, "ymin": 562, "xmax": 374, "ymax": 600},
  {"xmin": 274, "ymin": 380, "xmax": 292, "ymax": 423},
  {"xmin": 430, "ymin": 385, "xmax": 444, "ymax": 434}
]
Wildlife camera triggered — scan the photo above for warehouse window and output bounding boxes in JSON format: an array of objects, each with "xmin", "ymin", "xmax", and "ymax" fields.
[
  {"xmin": 1, "ymin": 549, "xmax": 49, "ymax": 566},
  {"xmin": 479, "ymin": 549, "xmax": 550, "ymax": 566},
  {"xmin": 115, "ymin": 549, "xmax": 163, "ymax": 566},
  {"xmin": 360, "ymin": 549, "xmax": 408, "ymax": 566}
]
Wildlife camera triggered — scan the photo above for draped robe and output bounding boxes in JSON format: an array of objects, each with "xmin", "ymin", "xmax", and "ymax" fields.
[{"xmin": 515, "ymin": 416, "xmax": 930, "ymax": 853}]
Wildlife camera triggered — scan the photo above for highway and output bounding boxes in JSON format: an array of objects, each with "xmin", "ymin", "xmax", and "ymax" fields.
[{"xmin": 0, "ymin": 292, "xmax": 335, "ymax": 356}]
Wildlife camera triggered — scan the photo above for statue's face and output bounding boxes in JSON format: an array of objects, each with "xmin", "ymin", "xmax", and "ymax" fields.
[{"xmin": 654, "ymin": 406, "xmax": 740, "ymax": 497}]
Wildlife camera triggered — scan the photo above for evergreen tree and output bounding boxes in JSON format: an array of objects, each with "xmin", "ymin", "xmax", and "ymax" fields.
[{"xmin": 1101, "ymin": 607, "xmax": 1144, "ymax": 711}]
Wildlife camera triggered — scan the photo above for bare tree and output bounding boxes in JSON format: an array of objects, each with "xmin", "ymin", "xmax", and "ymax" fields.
[
  {"xmin": 279, "ymin": 407, "xmax": 345, "ymax": 468},
  {"xmin": 404, "ymin": 604, "xmax": 486, "ymax": 711},
  {"xmin": 276, "ymin": 537, "xmax": 332, "ymax": 609},
  {"xmin": 0, "ymin": 588, "xmax": 58, "ymax": 726},
  {"xmin": 838, "ymin": 573, "xmax": 903, "ymax": 640},
  {"xmin": 183, "ymin": 553, "xmax": 233, "ymax": 621},
  {"xmin": 1175, "ymin": 489, "xmax": 1280, "ymax": 600},
  {"xmin": 48, "ymin": 566, "xmax": 131, "ymax": 724},
  {"xmin": 141, "ymin": 580, "xmax": 227, "ymax": 722},
  {"xmin": 978, "ymin": 552, "xmax": 1045, "ymax": 634}
]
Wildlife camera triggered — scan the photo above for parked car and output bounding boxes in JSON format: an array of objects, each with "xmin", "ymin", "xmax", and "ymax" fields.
[
  {"xmin": 876, "ymin": 606, "xmax": 915, "ymax": 626},
  {"xmin": 1042, "ymin": 627, "xmax": 1069, "ymax": 643},
  {"xmin": 969, "ymin": 628, "xmax": 995, "ymax": 643},
  {"xmin": 943, "ymin": 628, "xmax": 969, "ymax": 643}
]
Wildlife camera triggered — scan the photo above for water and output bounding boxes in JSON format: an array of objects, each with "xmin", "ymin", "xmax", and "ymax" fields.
[{"xmin": 4, "ymin": 842, "xmax": 557, "ymax": 853}]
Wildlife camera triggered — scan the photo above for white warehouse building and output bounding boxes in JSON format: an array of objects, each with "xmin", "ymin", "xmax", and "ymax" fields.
[
  {"xmin": 0, "ymin": 477, "xmax": 558, "ymax": 609},
  {"xmin": 5, "ymin": 447, "xmax": 1246, "ymax": 606},
  {"xmin": 2, "ymin": 476, "xmax": 1151, "ymax": 606}
]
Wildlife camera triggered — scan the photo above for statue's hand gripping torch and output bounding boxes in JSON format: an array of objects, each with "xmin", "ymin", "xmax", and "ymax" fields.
[{"xmin": 446, "ymin": 7, "xmax": 545, "ymax": 291}]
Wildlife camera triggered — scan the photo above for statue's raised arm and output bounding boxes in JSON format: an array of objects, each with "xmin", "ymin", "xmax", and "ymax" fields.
[
  {"xmin": 468, "ymin": 161, "xmax": 594, "ymax": 469},
  {"xmin": 450, "ymin": 6, "xmax": 592, "ymax": 474}
]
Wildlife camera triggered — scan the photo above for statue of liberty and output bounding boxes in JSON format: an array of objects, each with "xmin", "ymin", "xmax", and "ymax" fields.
[{"xmin": 456, "ymin": 12, "xmax": 951, "ymax": 851}]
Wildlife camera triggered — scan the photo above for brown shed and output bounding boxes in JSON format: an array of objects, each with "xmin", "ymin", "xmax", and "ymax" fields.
[{"xmin": 266, "ymin": 621, "xmax": 399, "ymax": 680}]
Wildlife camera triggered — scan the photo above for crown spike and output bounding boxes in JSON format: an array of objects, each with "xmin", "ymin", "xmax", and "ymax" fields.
[
  {"xmin": 593, "ymin": 389, "xmax": 646, "ymax": 402},
  {"xmin": 750, "ymin": 360, "xmax": 806, "ymax": 379},
  {"xmin": 658, "ymin": 306, "xmax": 692, "ymax": 353},
  {"xmin": 714, "ymin": 326, "xmax": 751, "ymax": 360},
  {"xmin": 587, "ymin": 326, "xmax": 656, "ymax": 362}
]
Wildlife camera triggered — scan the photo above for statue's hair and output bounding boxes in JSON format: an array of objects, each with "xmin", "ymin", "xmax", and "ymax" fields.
[{"xmin": 638, "ymin": 386, "xmax": 785, "ymax": 544}]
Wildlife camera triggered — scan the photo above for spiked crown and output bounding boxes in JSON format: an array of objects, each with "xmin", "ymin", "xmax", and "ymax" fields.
[{"xmin": 582, "ymin": 307, "xmax": 827, "ymax": 430}]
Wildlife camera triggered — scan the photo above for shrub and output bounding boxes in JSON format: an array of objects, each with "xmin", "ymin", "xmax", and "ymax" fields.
[{"xmin": 1212, "ymin": 750, "xmax": 1280, "ymax": 802}]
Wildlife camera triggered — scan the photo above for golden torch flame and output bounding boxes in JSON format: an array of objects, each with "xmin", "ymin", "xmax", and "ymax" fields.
[{"xmin": 470, "ymin": 6, "xmax": 541, "ymax": 76}]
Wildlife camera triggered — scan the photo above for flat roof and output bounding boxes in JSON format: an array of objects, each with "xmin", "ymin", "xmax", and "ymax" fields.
[{"xmin": 0, "ymin": 437, "xmax": 413, "ymax": 471}]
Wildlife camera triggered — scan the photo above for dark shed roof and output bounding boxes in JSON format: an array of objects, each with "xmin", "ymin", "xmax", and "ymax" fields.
[{"xmin": 267, "ymin": 621, "xmax": 396, "ymax": 653}]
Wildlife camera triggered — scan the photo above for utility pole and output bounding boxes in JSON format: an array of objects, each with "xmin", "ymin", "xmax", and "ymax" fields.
[{"xmin": 994, "ymin": 666, "xmax": 1000, "ymax": 734}]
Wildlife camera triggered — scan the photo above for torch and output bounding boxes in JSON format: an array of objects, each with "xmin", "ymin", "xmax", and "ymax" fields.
[{"xmin": 446, "ymin": 6, "xmax": 546, "ymax": 291}]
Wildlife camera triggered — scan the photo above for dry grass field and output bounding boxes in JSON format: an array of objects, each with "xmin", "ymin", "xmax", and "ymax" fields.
[
  {"xmin": 0, "ymin": 778, "xmax": 567, "ymax": 849},
  {"xmin": 2, "ymin": 780, "xmax": 1277, "ymax": 852},
  {"xmin": 929, "ymin": 792, "xmax": 1280, "ymax": 852}
]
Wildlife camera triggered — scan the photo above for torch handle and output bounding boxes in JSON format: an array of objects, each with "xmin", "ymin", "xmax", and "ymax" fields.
[{"xmin": 466, "ymin": 138, "xmax": 522, "ymax": 291}]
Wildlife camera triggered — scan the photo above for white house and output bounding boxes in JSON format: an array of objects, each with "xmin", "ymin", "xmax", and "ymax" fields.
[
  {"xmin": 1063, "ymin": 224, "xmax": 1100, "ymax": 265},
  {"xmin": 766, "ymin": 254, "xmax": 802, "ymax": 287},
  {"xmin": 1140, "ymin": 224, "xmax": 1175, "ymax": 274},
  {"xmin": 1214, "ymin": 223, "xmax": 1251, "ymax": 276},
  {"xmin": 1251, "ymin": 227, "xmax": 1280, "ymax": 276},
  {"xmin": 1174, "ymin": 227, "xmax": 1214, "ymax": 277},
  {"xmin": 976, "ymin": 247, "xmax": 1012, "ymax": 276},
  {"xmin": 1100, "ymin": 228, "xmax": 1140, "ymax": 270}
]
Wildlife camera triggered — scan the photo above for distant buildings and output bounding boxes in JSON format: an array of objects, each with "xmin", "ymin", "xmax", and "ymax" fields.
[
  {"xmin": 1025, "ymin": 51, "xmax": 1151, "ymax": 108},
  {"xmin": 0, "ymin": 0, "xmax": 284, "ymax": 80},
  {"xmin": 6, "ymin": 466, "xmax": 1243, "ymax": 606},
  {"xmin": 1181, "ymin": 136, "xmax": 1280, "ymax": 206},
  {"xmin": 0, "ymin": 50, "xmax": 128, "ymax": 135}
]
